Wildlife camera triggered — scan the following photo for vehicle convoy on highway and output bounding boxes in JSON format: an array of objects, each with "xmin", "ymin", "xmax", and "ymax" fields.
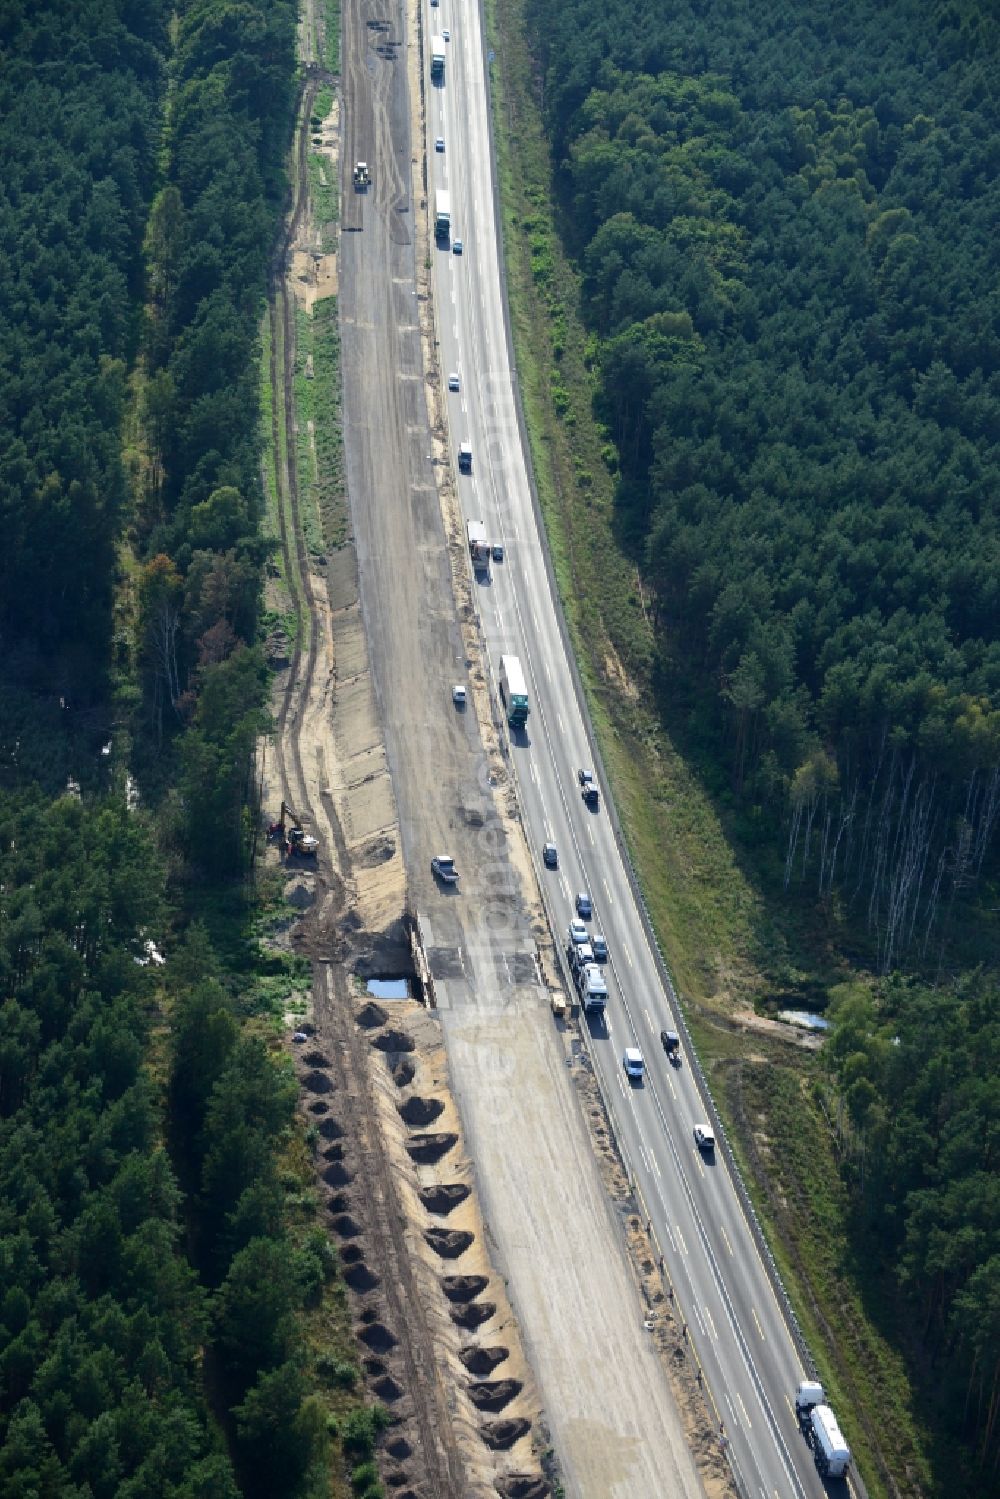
[
  {"xmin": 498, "ymin": 654, "xmax": 529, "ymax": 727},
  {"xmin": 427, "ymin": 5, "xmax": 860, "ymax": 1493},
  {"xmin": 796, "ymin": 1383, "xmax": 853, "ymax": 1478}
]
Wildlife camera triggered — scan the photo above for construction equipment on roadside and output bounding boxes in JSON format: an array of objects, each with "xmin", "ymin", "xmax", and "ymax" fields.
[
  {"xmin": 353, "ymin": 161, "xmax": 371, "ymax": 189},
  {"xmin": 267, "ymin": 801, "xmax": 319, "ymax": 858}
]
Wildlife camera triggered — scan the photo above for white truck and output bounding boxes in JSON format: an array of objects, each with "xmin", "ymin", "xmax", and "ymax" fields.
[
  {"xmin": 795, "ymin": 1382, "xmax": 851, "ymax": 1479},
  {"xmin": 467, "ymin": 520, "xmax": 491, "ymax": 572},
  {"xmin": 430, "ymin": 34, "xmax": 446, "ymax": 79},
  {"xmin": 434, "ymin": 190, "xmax": 451, "ymax": 240},
  {"xmin": 499, "ymin": 654, "xmax": 529, "ymax": 728},
  {"xmin": 577, "ymin": 964, "xmax": 608, "ymax": 1014}
]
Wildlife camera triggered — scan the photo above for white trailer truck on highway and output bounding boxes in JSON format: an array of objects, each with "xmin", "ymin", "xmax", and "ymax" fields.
[
  {"xmin": 578, "ymin": 964, "xmax": 608, "ymax": 1014},
  {"xmin": 434, "ymin": 190, "xmax": 451, "ymax": 240},
  {"xmin": 795, "ymin": 1382, "xmax": 851, "ymax": 1479},
  {"xmin": 467, "ymin": 520, "xmax": 490, "ymax": 572},
  {"xmin": 499, "ymin": 654, "xmax": 529, "ymax": 728},
  {"xmin": 430, "ymin": 35, "xmax": 446, "ymax": 79}
]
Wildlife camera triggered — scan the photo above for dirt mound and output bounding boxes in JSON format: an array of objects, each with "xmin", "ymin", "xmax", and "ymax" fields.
[
  {"xmin": 308, "ymin": 1100, "xmax": 329, "ymax": 1115},
  {"xmin": 406, "ymin": 1132, "xmax": 458, "ymax": 1164},
  {"xmin": 442, "ymin": 1275, "xmax": 489, "ymax": 1303},
  {"xmin": 393, "ymin": 1059, "xmax": 416, "ymax": 1088},
  {"xmin": 398, "ymin": 1095, "xmax": 444, "ymax": 1128},
  {"xmin": 468, "ymin": 1379, "xmax": 523, "ymax": 1413},
  {"xmin": 424, "ymin": 1227, "xmax": 474, "ymax": 1260},
  {"xmin": 460, "ymin": 1345, "xmax": 509, "ymax": 1376},
  {"xmin": 356, "ymin": 1001, "xmax": 388, "ymax": 1030},
  {"xmin": 480, "ymin": 1418, "xmax": 531, "ymax": 1451},
  {"xmin": 371, "ymin": 1027, "xmax": 415, "ymax": 1053},
  {"xmin": 302, "ymin": 1069, "xmax": 333, "ymax": 1094},
  {"xmin": 358, "ymin": 833, "xmax": 396, "ymax": 867},
  {"xmin": 496, "ymin": 1476, "xmax": 549, "ymax": 1499},
  {"xmin": 386, "ymin": 1437, "xmax": 412, "ymax": 1461},
  {"xmin": 450, "ymin": 1301, "xmax": 496, "ymax": 1330},
  {"xmin": 372, "ymin": 1373, "xmax": 404, "ymax": 1401},
  {"xmin": 303, "ymin": 1049, "xmax": 331, "ymax": 1068},
  {"xmin": 316, "ymin": 1115, "xmax": 343, "ymax": 1138},
  {"xmin": 344, "ymin": 1262, "xmax": 380, "ymax": 1292},
  {"xmin": 358, "ymin": 1322, "xmax": 398, "ymax": 1352},
  {"xmin": 284, "ymin": 878, "xmax": 315, "ymax": 909},
  {"xmin": 418, "ymin": 1182, "xmax": 470, "ymax": 1216},
  {"xmin": 323, "ymin": 1162, "xmax": 352, "ymax": 1187},
  {"xmin": 322, "ymin": 1142, "xmax": 344, "ymax": 1162},
  {"xmin": 330, "ymin": 1213, "xmax": 361, "ymax": 1238}
]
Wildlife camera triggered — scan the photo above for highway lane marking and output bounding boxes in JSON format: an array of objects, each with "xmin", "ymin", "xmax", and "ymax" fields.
[
  {"xmin": 675, "ymin": 1225, "xmax": 688, "ymax": 1256},
  {"xmin": 622, "ymin": 943, "xmax": 633, "ymax": 967},
  {"xmin": 783, "ymin": 1394, "xmax": 794, "ymax": 1418},
  {"xmin": 644, "ymin": 1007, "xmax": 654, "ymax": 1033},
  {"xmin": 751, "ymin": 1306, "xmax": 765, "ymax": 1341},
  {"xmin": 737, "ymin": 1392, "xmax": 752, "ymax": 1430},
  {"xmin": 691, "ymin": 1303, "xmax": 707, "ymax": 1338},
  {"xmin": 556, "ymin": 712, "xmax": 565, "ymax": 736},
  {"xmin": 529, "ymin": 760, "xmax": 538, "ymax": 785},
  {"xmin": 704, "ymin": 1306, "xmax": 718, "ymax": 1341},
  {"xmin": 602, "ymin": 876, "xmax": 614, "ymax": 905},
  {"xmin": 668, "ymin": 1078, "xmax": 676, "ymax": 1101},
  {"xmin": 721, "ymin": 1224, "xmax": 734, "ymax": 1256},
  {"xmin": 587, "ymin": 823, "xmax": 595, "ymax": 845},
  {"xmin": 664, "ymin": 1223, "xmax": 677, "ymax": 1253},
  {"xmin": 649, "ymin": 1149, "xmax": 661, "ymax": 1178}
]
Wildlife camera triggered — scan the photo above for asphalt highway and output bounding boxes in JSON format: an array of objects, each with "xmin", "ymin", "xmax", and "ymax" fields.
[{"xmin": 425, "ymin": 7, "xmax": 859, "ymax": 1498}]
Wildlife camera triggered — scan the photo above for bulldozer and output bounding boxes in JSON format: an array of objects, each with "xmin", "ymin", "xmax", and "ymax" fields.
[
  {"xmin": 353, "ymin": 160, "xmax": 371, "ymax": 190},
  {"xmin": 267, "ymin": 801, "xmax": 319, "ymax": 859}
]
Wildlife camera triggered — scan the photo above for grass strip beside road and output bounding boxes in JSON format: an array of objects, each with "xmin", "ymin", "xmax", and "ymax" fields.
[{"xmin": 484, "ymin": 0, "xmax": 930, "ymax": 1493}]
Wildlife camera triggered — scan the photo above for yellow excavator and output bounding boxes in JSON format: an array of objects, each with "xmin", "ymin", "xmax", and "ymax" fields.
[{"xmin": 267, "ymin": 801, "xmax": 319, "ymax": 858}]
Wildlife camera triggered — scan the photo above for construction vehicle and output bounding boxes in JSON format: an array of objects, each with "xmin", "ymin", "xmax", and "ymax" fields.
[
  {"xmin": 353, "ymin": 161, "xmax": 370, "ymax": 190},
  {"xmin": 267, "ymin": 802, "xmax": 319, "ymax": 858}
]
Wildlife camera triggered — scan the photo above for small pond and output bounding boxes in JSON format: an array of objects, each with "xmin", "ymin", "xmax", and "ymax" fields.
[{"xmin": 778, "ymin": 1009, "xmax": 830, "ymax": 1032}]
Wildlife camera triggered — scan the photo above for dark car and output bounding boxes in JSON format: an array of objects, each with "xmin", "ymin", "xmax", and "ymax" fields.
[
  {"xmin": 543, "ymin": 841, "xmax": 558, "ymax": 869},
  {"xmin": 575, "ymin": 891, "xmax": 592, "ymax": 919}
]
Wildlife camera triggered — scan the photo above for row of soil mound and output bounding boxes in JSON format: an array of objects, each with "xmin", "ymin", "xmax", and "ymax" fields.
[{"xmin": 358, "ymin": 996, "xmax": 548, "ymax": 1493}]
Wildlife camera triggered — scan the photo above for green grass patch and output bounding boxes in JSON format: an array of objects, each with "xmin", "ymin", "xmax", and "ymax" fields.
[
  {"xmin": 308, "ymin": 149, "xmax": 339, "ymax": 252},
  {"xmin": 322, "ymin": 0, "xmax": 340, "ymax": 74},
  {"xmin": 311, "ymin": 296, "xmax": 348, "ymax": 549},
  {"xmin": 294, "ymin": 305, "xmax": 326, "ymax": 559}
]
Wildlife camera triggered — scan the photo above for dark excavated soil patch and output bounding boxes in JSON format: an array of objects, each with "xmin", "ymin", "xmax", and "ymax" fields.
[
  {"xmin": 397, "ymin": 1095, "xmax": 444, "ymax": 1128},
  {"xmin": 372, "ymin": 1028, "xmax": 415, "ymax": 1054},
  {"xmin": 322, "ymin": 1142, "xmax": 344, "ymax": 1163},
  {"xmin": 360, "ymin": 1305, "xmax": 379, "ymax": 1324},
  {"xmin": 460, "ymin": 1345, "xmax": 509, "ymax": 1376},
  {"xmin": 496, "ymin": 1476, "xmax": 550, "ymax": 1499},
  {"xmin": 303, "ymin": 1050, "xmax": 331, "ymax": 1068},
  {"xmin": 386, "ymin": 1437, "xmax": 412, "ymax": 1461},
  {"xmin": 385, "ymin": 1473, "xmax": 407, "ymax": 1491},
  {"xmin": 418, "ymin": 1182, "xmax": 470, "ymax": 1216},
  {"xmin": 308, "ymin": 1100, "xmax": 329, "ymax": 1115},
  {"xmin": 364, "ymin": 1357, "xmax": 386, "ymax": 1377},
  {"xmin": 481, "ymin": 1417, "xmax": 531, "ymax": 1451},
  {"xmin": 424, "ymin": 1226, "xmax": 474, "ymax": 1260},
  {"xmin": 327, "ymin": 1192, "xmax": 350, "ymax": 1214},
  {"xmin": 323, "ymin": 1162, "xmax": 352, "ymax": 1188},
  {"xmin": 317, "ymin": 1116, "xmax": 343, "ymax": 1138},
  {"xmin": 302, "ymin": 1069, "xmax": 333, "ymax": 1094},
  {"xmin": 356, "ymin": 1001, "xmax": 388, "ymax": 1030},
  {"xmin": 330, "ymin": 1213, "xmax": 361, "ymax": 1238},
  {"xmin": 406, "ymin": 1132, "xmax": 458, "ymax": 1165},
  {"xmin": 344, "ymin": 1262, "xmax": 380, "ymax": 1292},
  {"xmin": 468, "ymin": 1378, "xmax": 523, "ymax": 1413},
  {"xmin": 358, "ymin": 1322, "xmax": 397, "ymax": 1352},
  {"xmin": 340, "ymin": 1242, "xmax": 363, "ymax": 1265},
  {"xmin": 393, "ymin": 1059, "xmax": 416, "ymax": 1088},
  {"xmin": 372, "ymin": 1373, "xmax": 404, "ymax": 1402},
  {"xmin": 451, "ymin": 1301, "xmax": 496, "ymax": 1330},
  {"xmin": 442, "ymin": 1275, "xmax": 489, "ymax": 1303}
]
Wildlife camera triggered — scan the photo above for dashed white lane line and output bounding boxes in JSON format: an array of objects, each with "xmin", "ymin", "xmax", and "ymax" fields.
[
  {"xmin": 623, "ymin": 943, "xmax": 633, "ymax": 968},
  {"xmin": 721, "ymin": 1224, "xmax": 734, "ymax": 1256},
  {"xmin": 602, "ymin": 876, "xmax": 614, "ymax": 904},
  {"xmin": 587, "ymin": 823, "xmax": 595, "ymax": 845},
  {"xmin": 751, "ymin": 1306, "xmax": 765, "ymax": 1341}
]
